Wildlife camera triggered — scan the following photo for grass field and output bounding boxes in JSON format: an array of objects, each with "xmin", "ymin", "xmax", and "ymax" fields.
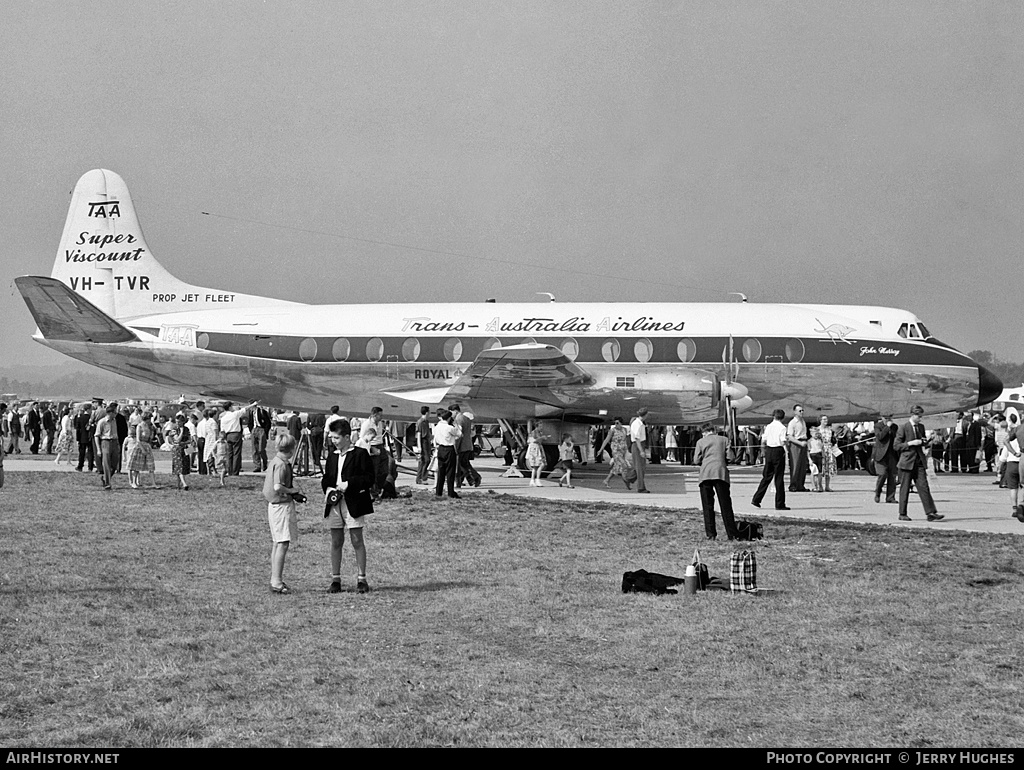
[{"xmin": 1, "ymin": 470, "xmax": 1023, "ymax": 747}]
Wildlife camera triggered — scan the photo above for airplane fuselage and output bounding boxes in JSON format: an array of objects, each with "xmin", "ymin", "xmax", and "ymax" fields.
[{"xmin": 34, "ymin": 299, "xmax": 992, "ymax": 424}]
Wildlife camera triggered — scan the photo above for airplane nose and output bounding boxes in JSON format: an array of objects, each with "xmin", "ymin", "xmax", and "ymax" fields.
[{"xmin": 977, "ymin": 364, "xmax": 1003, "ymax": 407}]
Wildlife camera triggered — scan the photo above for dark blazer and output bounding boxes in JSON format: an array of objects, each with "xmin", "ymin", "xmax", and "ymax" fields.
[
  {"xmin": 964, "ymin": 419, "xmax": 982, "ymax": 449},
  {"xmin": 73, "ymin": 412, "xmax": 93, "ymax": 443},
  {"xmin": 894, "ymin": 421, "xmax": 927, "ymax": 472},
  {"xmin": 694, "ymin": 433, "xmax": 730, "ymax": 484},
  {"xmin": 322, "ymin": 446, "xmax": 375, "ymax": 518},
  {"xmin": 42, "ymin": 409, "xmax": 56, "ymax": 432},
  {"xmin": 872, "ymin": 420, "xmax": 898, "ymax": 463}
]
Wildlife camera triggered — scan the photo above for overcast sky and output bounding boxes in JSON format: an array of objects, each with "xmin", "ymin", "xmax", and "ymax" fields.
[{"xmin": 2, "ymin": 1, "xmax": 1022, "ymax": 369}]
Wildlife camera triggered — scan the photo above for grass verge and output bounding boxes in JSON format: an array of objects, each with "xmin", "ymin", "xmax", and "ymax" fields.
[{"xmin": 1, "ymin": 471, "xmax": 1022, "ymax": 747}]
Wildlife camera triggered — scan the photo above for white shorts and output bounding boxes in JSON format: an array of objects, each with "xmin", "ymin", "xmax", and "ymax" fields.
[
  {"xmin": 326, "ymin": 503, "xmax": 366, "ymax": 531},
  {"xmin": 267, "ymin": 501, "xmax": 298, "ymax": 543}
]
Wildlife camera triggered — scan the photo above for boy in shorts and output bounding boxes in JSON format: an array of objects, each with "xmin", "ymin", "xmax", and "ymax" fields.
[
  {"xmin": 263, "ymin": 434, "xmax": 303, "ymax": 594},
  {"xmin": 322, "ymin": 419, "xmax": 375, "ymax": 593}
]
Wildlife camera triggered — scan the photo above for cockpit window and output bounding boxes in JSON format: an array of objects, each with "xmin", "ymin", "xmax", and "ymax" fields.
[
  {"xmin": 908, "ymin": 324, "xmax": 921, "ymax": 339},
  {"xmin": 917, "ymin": 322, "xmax": 932, "ymax": 339},
  {"xmin": 897, "ymin": 323, "xmax": 909, "ymax": 339}
]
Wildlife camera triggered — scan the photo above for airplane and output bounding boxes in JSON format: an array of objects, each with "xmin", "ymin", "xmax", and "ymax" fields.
[
  {"xmin": 15, "ymin": 169, "xmax": 1002, "ymax": 443},
  {"xmin": 988, "ymin": 384, "xmax": 1024, "ymax": 424}
]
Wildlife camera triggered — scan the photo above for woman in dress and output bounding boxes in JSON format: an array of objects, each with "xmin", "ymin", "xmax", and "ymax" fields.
[
  {"xmin": 170, "ymin": 414, "xmax": 191, "ymax": 490},
  {"xmin": 128, "ymin": 412, "xmax": 158, "ymax": 488},
  {"xmin": 53, "ymin": 406, "xmax": 75, "ymax": 467},
  {"xmin": 525, "ymin": 424, "xmax": 546, "ymax": 487},
  {"xmin": 598, "ymin": 417, "xmax": 632, "ymax": 490},
  {"xmin": 818, "ymin": 414, "xmax": 837, "ymax": 492}
]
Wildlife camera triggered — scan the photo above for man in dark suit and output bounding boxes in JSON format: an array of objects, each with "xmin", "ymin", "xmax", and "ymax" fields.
[
  {"xmin": 74, "ymin": 404, "xmax": 95, "ymax": 471},
  {"xmin": 894, "ymin": 405, "xmax": 944, "ymax": 523},
  {"xmin": 42, "ymin": 405, "xmax": 56, "ymax": 454},
  {"xmin": 872, "ymin": 414, "xmax": 899, "ymax": 504},
  {"xmin": 964, "ymin": 413, "xmax": 983, "ymax": 474},
  {"xmin": 27, "ymin": 402, "xmax": 42, "ymax": 454},
  {"xmin": 249, "ymin": 402, "xmax": 272, "ymax": 473},
  {"xmin": 450, "ymin": 404, "xmax": 481, "ymax": 488},
  {"xmin": 322, "ymin": 419, "xmax": 375, "ymax": 594}
]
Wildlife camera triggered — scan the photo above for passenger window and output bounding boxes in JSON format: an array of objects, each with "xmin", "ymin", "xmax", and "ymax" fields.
[
  {"xmin": 443, "ymin": 338, "xmax": 463, "ymax": 362},
  {"xmin": 299, "ymin": 338, "xmax": 318, "ymax": 362},
  {"xmin": 332, "ymin": 338, "xmax": 350, "ymax": 362},
  {"xmin": 402, "ymin": 338, "xmax": 421, "ymax": 362},
  {"xmin": 742, "ymin": 338, "xmax": 762, "ymax": 363},
  {"xmin": 602, "ymin": 340, "xmax": 620, "ymax": 362},
  {"xmin": 634, "ymin": 338, "xmax": 653, "ymax": 363},
  {"xmin": 559, "ymin": 338, "xmax": 579, "ymax": 361},
  {"xmin": 366, "ymin": 338, "xmax": 384, "ymax": 362},
  {"xmin": 676, "ymin": 338, "xmax": 696, "ymax": 363}
]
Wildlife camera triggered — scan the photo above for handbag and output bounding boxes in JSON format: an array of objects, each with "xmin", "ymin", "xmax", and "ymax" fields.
[
  {"xmin": 730, "ymin": 549, "xmax": 758, "ymax": 593},
  {"xmin": 691, "ymin": 548, "xmax": 710, "ymax": 590},
  {"xmin": 734, "ymin": 519, "xmax": 763, "ymax": 541},
  {"xmin": 831, "ymin": 445, "xmax": 844, "ymax": 459}
]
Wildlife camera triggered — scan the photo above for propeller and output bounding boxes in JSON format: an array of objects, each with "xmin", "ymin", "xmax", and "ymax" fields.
[{"xmin": 720, "ymin": 335, "xmax": 746, "ymax": 449}]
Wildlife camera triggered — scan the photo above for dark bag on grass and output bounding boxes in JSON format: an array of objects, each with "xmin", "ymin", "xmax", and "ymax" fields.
[
  {"xmin": 691, "ymin": 548, "xmax": 710, "ymax": 590},
  {"xmin": 621, "ymin": 569, "xmax": 685, "ymax": 595},
  {"xmin": 734, "ymin": 519, "xmax": 763, "ymax": 541}
]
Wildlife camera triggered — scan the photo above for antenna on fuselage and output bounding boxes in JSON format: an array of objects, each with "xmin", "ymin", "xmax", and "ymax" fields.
[
  {"xmin": 536, "ymin": 292, "xmax": 555, "ymax": 302},
  {"xmin": 729, "ymin": 292, "xmax": 748, "ymax": 303}
]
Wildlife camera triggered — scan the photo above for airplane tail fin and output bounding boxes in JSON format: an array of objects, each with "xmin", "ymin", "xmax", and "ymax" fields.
[
  {"xmin": 50, "ymin": 169, "xmax": 295, "ymax": 319},
  {"xmin": 15, "ymin": 276, "xmax": 139, "ymax": 343}
]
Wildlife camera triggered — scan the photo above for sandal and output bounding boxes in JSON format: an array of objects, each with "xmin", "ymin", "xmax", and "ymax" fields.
[{"xmin": 270, "ymin": 583, "xmax": 292, "ymax": 594}]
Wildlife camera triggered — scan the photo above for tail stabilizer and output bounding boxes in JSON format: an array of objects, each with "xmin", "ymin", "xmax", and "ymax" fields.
[
  {"xmin": 51, "ymin": 169, "xmax": 297, "ymax": 319},
  {"xmin": 15, "ymin": 276, "xmax": 139, "ymax": 343}
]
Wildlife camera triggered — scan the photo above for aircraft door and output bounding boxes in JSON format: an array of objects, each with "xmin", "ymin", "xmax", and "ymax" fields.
[
  {"xmin": 385, "ymin": 355, "xmax": 399, "ymax": 381},
  {"xmin": 762, "ymin": 355, "xmax": 783, "ymax": 382}
]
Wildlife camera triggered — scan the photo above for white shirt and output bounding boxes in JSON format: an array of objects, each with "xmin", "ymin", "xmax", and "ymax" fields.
[
  {"xmin": 432, "ymin": 421, "xmax": 462, "ymax": 447},
  {"xmin": 358, "ymin": 417, "xmax": 384, "ymax": 454},
  {"xmin": 762, "ymin": 420, "xmax": 788, "ymax": 448},
  {"xmin": 629, "ymin": 417, "xmax": 647, "ymax": 444},
  {"xmin": 787, "ymin": 417, "xmax": 807, "ymax": 444},
  {"xmin": 197, "ymin": 417, "xmax": 218, "ymax": 444},
  {"xmin": 219, "ymin": 409, "xmax": 243, "ymax": 434}
]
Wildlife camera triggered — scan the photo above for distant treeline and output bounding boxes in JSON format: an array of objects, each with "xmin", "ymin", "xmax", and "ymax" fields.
[
  {"xmin": 0, "ymin": 366, "xmax": 180, "ymax": 402},
  {"xmin": 969, "ymin": 351, "xmax": 1024, "ymax": 390}
]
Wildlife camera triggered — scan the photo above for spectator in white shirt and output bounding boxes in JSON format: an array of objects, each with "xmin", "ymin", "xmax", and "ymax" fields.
[
  {"xmin": 219, "ymin": 402, "xmax": 245, "ymax": 476},
  {"xmin": 629, "ymin": 408, "xmax": 650, "ymax": 493},
  {"xmin": 751, "ymin": 409, "xmax": 790, "ymax": 510}
]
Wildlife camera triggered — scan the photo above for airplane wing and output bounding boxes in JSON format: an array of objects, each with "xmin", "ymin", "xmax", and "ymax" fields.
[
  {"xmin": 15, "ymin": 276, "xmax": 139, "ymax": 344},
  {"xmin": 381, "ymin": 344, "xmax": 592, "ymax": 406},
  {"xmin": 447, "ymin": 344, "xmax": 592, "ymax": 401}
]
